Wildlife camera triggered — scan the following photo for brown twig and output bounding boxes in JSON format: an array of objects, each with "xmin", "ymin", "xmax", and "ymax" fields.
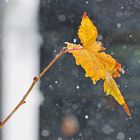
[
  {"xmin": 0, "ymin": 46, "xmax": 83, "ymax": 128},
  {"xmin": 0, "ymin": 47, "xmax": 67, "ymax": 128}
]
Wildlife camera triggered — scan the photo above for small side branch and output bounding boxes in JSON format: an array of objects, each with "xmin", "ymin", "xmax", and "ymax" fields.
[
  {"xmin": 0, "ymin": 47, "xmax": 66, "ymax": 128},
  {"xmin": 0, "ymin": 46, "xmax": 83, "ymax": 128}
]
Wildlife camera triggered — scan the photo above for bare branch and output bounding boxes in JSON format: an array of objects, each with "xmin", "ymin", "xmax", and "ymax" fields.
[
  {"xmin": 0, "ymin": 46, "xmax": 83, "ymax": 128},
  {"xmin": 0, "ymin": 47, "xmax": 67, "ymax": 128}
]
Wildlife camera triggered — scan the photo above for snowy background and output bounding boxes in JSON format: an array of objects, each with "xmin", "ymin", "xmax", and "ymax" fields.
[
  {"xmin": 39, "ymin": 0, "xmax": 140, "ymax": 140},
  {"xmin": 0, "ymin": 0, "xmax": 140, "ymax": 140}
]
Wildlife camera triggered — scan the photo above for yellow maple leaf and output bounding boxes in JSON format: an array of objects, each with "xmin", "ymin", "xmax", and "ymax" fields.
[{"xmin": 66, "ymin": 12, "xmax": 131, "ymax": 116}]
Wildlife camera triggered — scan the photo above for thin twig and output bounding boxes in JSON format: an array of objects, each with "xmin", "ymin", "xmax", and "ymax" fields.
[
  {"xmin": 0, "ymin": 47, "xmax": 67, "ymax": 128},
  {"xmin": 0, "ymin": 46, "xmax": 83, "ymax": 128}
]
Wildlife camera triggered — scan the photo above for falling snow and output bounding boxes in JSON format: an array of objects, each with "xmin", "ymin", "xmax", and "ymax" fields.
[
  {"xmin": 41, "ymin": 129, "xmax": 50, "ymax": 137},
  {"xmin": 102, "ymin": 125, "xmax": 114, "ymax": 135},
  {"xmin": 116, "ymin": 23, "xmax": 122, "ymax": 28},
  {"xmin": 116, "ymin": 132, "xmax": 125, "ymax": 140},
  {"xmin": 76, "ymin": 85, "xmax": 80, "ymax": 89},
  {"xmin": 58, "ymin": 14, "xmax": 66, "ymax": 22},
  {"xmin": 57, "ymin": 137, "xmax": 63, "ymax": 140},
  {"xmin": 39, "ymin": 0, "xmax": 140, "ymax": 139},
  {"xmin": 73, "ymin": 39, "xmax": 77, "ymax": 43},
  {"xmin": 85, "ymin": 115, "xmax": 89, "ymax": 119}
]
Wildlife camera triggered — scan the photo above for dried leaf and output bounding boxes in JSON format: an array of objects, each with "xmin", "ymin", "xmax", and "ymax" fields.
[{"xmin": 66, "ymin": 12, "xmax": 131, "ymax": 116}]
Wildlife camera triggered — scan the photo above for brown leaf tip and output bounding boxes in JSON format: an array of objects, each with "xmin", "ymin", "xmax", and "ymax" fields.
[
  {"xmin": 82, "ymin": 12, "xmax": 87, "ymax": 19},
  {"xmin": 123, "ymin": 103, "xmax": 131, "ymax": 117}
]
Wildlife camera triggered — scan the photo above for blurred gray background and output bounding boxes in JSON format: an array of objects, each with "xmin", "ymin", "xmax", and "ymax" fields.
[
  {"xmin": 0, "ymin": 0, "xmax": 140, "ymax": 140},
  {"xmin": 39, "ymin": 0, "xmax": 140, "ymax": 140}
]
